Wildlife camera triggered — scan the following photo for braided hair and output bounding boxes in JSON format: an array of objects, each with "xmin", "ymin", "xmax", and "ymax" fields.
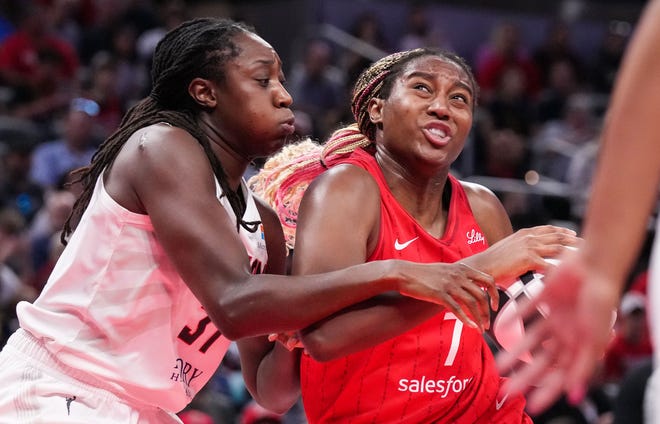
[
  {"xmin": 62, "ymin": 18, "xmax": 260, "ymax": 244},
  {"xmin": 249, "ymin": 48, "xmax": 478, "ymax": 248}
]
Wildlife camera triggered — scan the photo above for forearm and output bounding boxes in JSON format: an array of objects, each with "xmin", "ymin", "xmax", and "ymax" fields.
[
  {"xmin": 237, "ymin": 337, "xmax": 301, "ymax": 413},
  {"xmin": 300, "ymin": 294, "xmax": 441, "ymax": 362},
  {"xmin": 213, "ymin": 260, "xmax": 402, "ymax": 340}
]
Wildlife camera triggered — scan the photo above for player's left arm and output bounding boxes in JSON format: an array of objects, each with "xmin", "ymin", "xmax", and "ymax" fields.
[{"xmin": 236, "ymin": 196, "xmax": 301, "ymax": 413}]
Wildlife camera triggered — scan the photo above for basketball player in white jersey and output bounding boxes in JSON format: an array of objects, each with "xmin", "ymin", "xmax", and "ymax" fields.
[
  {"xmin": 498, "ymin": 1, "xmax": 660, "ymax": 422},
  {"xmin": 0, "ymin": 17, "xmax": 503, "ymax": 423}
]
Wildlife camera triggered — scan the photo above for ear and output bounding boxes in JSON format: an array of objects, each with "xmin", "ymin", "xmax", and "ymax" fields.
[
  {"xmin": 188, "ymin": 77, "xmax": 217, "ymax": 109},
  {"xmin": 367, "ymin": 97, "xmax": 384, "ymax": 125}
]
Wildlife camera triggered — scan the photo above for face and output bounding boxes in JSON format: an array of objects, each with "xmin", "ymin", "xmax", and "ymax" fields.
[
  {"xmin": 368, "ymin": 55, "xmax": 474, "ymax": 172},
  {"xmin": 210, "ymin": 32, "xmax": 294, "ymax": 159}
]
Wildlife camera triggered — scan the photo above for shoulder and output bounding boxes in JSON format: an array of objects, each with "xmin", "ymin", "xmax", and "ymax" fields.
[
  {"xmin": 459, "ymin": 180, "xmax": 501, "ymax": 212},
  {"xmin": 458, "ymin": 180, "xmax": 512, "ymax": 243},
  {"xmin": 126, "ymin": 124, "xmax": 206, "ymax": 172},
  {"xmin": 106, "ymin": 123, "xmax": 212, "ymax": 213},
  {"xmin": 299, "ymin": 163, "xmax": 381, "ymax": 229},
  {"xmin": 308, "ymin": 163, "xmax": 380, "ymax": 202}
]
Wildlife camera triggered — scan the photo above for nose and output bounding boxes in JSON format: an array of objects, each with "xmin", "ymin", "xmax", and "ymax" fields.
[
  {"xmin": 275, "ymin": 83, "xmax": 293, "ymax": 108},
  {"xmin": 428, "ymin": 96, "xmax": 450, "ymax": 119}
]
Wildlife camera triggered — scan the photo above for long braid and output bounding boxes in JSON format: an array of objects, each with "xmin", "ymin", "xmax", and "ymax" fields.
[
  {"xmin": 62, "ymin": 18, "xmax": 260, "ymax": 244},
  {"xmin": 249, "ymin": 48, "xmax": 479, "ymax": 249}
]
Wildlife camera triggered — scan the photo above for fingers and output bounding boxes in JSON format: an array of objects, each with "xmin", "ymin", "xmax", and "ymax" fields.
[
  {"xmin": 442, "ymin": 294, "xmax": 479, "ymax": 330},
  {"xmin": 268, "ymin": 332, "xmax": 303, "ymax": 350},
  {"xmin": 458, "ymin": 283, "xmax": 492, "ymax": 331},
  {"xmin": 525, "ymin": 369, "xmax": 569, "ymax": 414},
  {"xmin": 527, "ymin": 225, "xmax": 577, "ymax": 237},
  {"xmin": 458, "ymin": 262, "xmax": 499, "ymax": 310},
  {"xmin": 563, "ymin": 341, "xmax": 601, "ymax": 399},
  {"xmin": 496, "ymin": 318, "xmax": 548, "ymax": 378}
]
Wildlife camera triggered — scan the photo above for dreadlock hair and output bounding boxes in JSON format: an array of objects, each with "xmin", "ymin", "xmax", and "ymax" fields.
[
  {"xmin": 62, "ymin": 17, "xmax": 260, "ymax": 244},
  {"xmin": 249, "ymin": 48, "xmax": 478, "ymax": 249},
  {"xmin": 247, "ymin": 138, "xmax": 323, "ymax": 253}
]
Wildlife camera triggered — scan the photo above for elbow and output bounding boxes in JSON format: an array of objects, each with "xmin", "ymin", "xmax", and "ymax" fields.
[
  {"xmin": 209, "ymin": 285, "xmax": 266, "ymax": 340},
  {"xmin": 300, "ymin": 332, "xmax": 344, "ymax": 363},
  {"xmin": 208, "ymin": 302, "xmax": 249, "ymax": 341}
]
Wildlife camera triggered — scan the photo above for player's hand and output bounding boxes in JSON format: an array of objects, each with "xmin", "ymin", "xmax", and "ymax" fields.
[
  {"xmin": 397, "ymin": 261, "xmax": 497, "ymax": 332},
  {"xmin": 268, "ymin": 332, "xmax": 304, "ymax": 351},
  {"xmin": 463, "ymin": 225, "xmax": 579, "ymax": 289},
  {"xmin": 495, "ymin": 249, "xmax": 621, "ymax": 414}
]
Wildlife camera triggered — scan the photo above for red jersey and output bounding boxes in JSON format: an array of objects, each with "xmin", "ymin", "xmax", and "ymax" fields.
[{"xmin": 300, "ymin": 148, "xmax": 531, "ymax": 424}]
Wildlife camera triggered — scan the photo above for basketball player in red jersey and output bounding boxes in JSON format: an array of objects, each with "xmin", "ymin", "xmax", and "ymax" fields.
[{"xmin": 251, "ymin": 49, "xmax": 578, "ymax": 423}]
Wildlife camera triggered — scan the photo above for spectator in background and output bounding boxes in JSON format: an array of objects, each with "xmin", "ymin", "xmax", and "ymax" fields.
[
  {"xmin": 485, "ymin": 65, "xmax": 536, "ymax": 138},
  {"xmin": 0, "ymin": 2, "xmax": 16, "ymax": 44},
  {"xmin": 589, "ymin": 20, "xmax": 631, "ymax": 95},
  {"xmin": 397, "ymin": 3, "xmax": 453, "ymax": 52},
  {"xmin": 0, "ymin": 207, "xmax": 36, "ymax": 347},
  {"xmin": 603, "ymin": 291, "xmax": 653, "ymax": 385},
  {"xmin": 471, "ymin": 63, "xmax": 533, "ymax": 183},
  {"xmin": 532, "ymin": 21, "xmax": 585, "ymax": 89},
  {"xmin": 534, "ymin": 58, "xmax": 582, "ymax": 124},
  {"xmin": 29, "ymin": 97, "xmax": 101, "ymax": 191},
  {"xmin": 76, "ymin": 0, "xmax": 158, "ymax": 66},
  {"xmin": 27, "ymin": 186, "xmax": 76, "ymax": 278},
  {"xmin": 75, "ymin": 0, "xmax": 126, "ymax": 65},
  {"xmin": 109, "ymin": 22, "xmax": 150, "ymax": 110},
  {"xmin": 0, "ymin": 0, "xmax": 79, "ymax": 123},
  {"xmin": 137, "ymin": 0, "xmax": 189, "ymax": 76},
  {"xmin": 474, "ymin": 21, "xmax": 541, "ymax": 105},
  {"xmin": 240, "ymin": 400, "xmax": 283, "ymax": 424},
  {"xmin": 565, "ymin": 128, "xmax": 600, "ymax": 220},
  {"xmin": 48, "ymin": 0, "xmax": 90, "ymax": 49},
  {"xmin": 78, "ymin": 52, "xmax": 124, "ymax": 138},
  {"xmin": 286, "ymin": 38, "xmax": 346, "ymax": 141},
  {"xmin": 532, "ymin": 93, "xmax": 601, "ymax": 183},
  {"xmin": 0, "ymin": 118, "xmax": 45, "ymax": 224},
  {"xmin": 342, "ymin": 11, "xmax": 390, "ymax": 87}
]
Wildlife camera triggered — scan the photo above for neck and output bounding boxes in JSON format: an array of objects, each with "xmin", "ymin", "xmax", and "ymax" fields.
[
  {"xmin": 197, "ymin": 115, "xmax": 249, "ymax": 190},
  {"xmin": 375, "ymin": 149, "xmax": 450, "ymax": 230}
]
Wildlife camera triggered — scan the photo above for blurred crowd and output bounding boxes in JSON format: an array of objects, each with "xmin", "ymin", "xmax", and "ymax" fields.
[{"xmin": 0, "ymin": 1, "xmax": 657, "ymax": 423}]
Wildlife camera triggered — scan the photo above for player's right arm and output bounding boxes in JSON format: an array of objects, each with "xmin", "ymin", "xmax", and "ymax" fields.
[{"xmin": 104, "ymin": 124, "xmax": 492, "ymax": 341}]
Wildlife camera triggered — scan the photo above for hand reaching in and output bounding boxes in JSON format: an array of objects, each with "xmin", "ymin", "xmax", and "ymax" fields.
[{"xmin": 495, "ymin": 249, "xmax": 621, "ymax": 414}]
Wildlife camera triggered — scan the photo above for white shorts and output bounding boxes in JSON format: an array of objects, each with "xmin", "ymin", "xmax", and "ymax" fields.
[{"xmin": 0, "ymin": 329, "xmax": 183, "ymax": 424}]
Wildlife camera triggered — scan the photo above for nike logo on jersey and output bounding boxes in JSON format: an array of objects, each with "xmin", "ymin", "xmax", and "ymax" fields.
[{"xmin": 394, "ymin": 237, "xmax": 419, "ymax": 250}]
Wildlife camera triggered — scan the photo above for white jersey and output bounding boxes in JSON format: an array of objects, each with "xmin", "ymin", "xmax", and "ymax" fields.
[{"xmin": 15, "ymin": 174, "xmax": 268, "ymax": 413}]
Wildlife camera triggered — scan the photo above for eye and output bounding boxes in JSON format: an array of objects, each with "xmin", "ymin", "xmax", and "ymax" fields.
[
  {"xmin": 450, "ymin": 92, "xmax": 471, "ymax": 105},
  {"xmin": 256, "ymin": 78, "xmax": 270, "ymax": 87},
  {"xmin": 413, "ymin": 83, "xmax": 431, "ymax": 93}
]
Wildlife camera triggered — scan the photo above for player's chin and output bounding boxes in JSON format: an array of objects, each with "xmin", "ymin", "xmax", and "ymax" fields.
[{"xmin": 261, "ymin": 134, "xmax": 290, "ymax": 156}]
